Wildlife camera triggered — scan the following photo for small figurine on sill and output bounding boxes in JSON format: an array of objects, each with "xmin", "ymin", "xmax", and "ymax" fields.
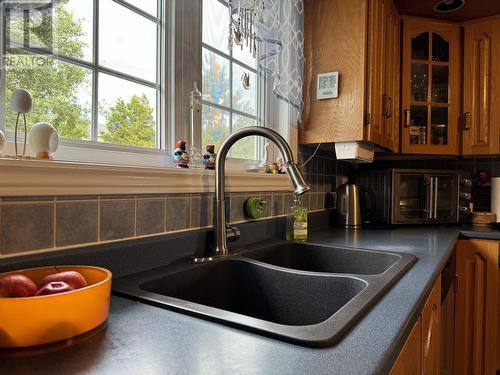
[
  {"xmin": 173, "ymin": 140, "xmax": 190, "ymax": 168},
  {"xmin": 267, "ymin": 162, "xmax": 279, "ymax": 174},
  {"xmin": 202, "ymin": 144, "xmax": 216, "ymax": 170},
  {"xmin": 276, "ymin": 157, "xmax": 285, "ymax": 174}
]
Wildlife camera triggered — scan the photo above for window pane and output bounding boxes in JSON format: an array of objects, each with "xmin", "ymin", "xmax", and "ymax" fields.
[
  {"xmin": 409, "ymin": 105, "xmax": 428, "ymax": 145},
  {"xmin": 431, "ymin": 107, "xmax": 448, "ymax": 145},
  {"xmin": 232, "ymin": 63, "xmax": 256, "ymax": 115},
  {"xmin": 411, "ymin": 32, "xmax": 429, "ymax": 60},
  {"xmin": 202, "ymin": 105, "xmax": 230, "ymax": 152},
  {"xmin": 99, "ymin": 0, "xmax": 157, "ymax": 82},
  {"xmin": 432, "ymin": 33, "xmax": 449, "ymax": 62},
  {"xmin": 203, "ymin": 0, "xmax": 229, "ymax": 53},
  {"xmin": 98, "ymin": 73, "xmax": 157, "ymax": 148},
  {"xmin": 231, "ymin": 114, "xmax": 258, "ymax": 159},
  {"xmin": 410, "ymin": 64, "xmax": 428, "ymax": 102},
  {"xmin": 431, "ymin": 65, "xmax": 449, "ymax": 103},
  {"xmin": 123, "ymin": 0, "xmax": 157, "ymax": 17},
  {"xmin": 59, "ymin": 0, "xmax": 93, "ymax": 61},
  {"xmin": 4, "ymin": 53, "xmax": 92, "ymax": 140},
  {"xmin": 202, "ymin": 48, "xmax": 230, "ymax": 106},
  {"xmin": 233, "ymin": 44, "xmax": 256, "ymax": 68},
  {"xmin": 4, "ymin": 1, "xmax": 93, "ymax": 62}
]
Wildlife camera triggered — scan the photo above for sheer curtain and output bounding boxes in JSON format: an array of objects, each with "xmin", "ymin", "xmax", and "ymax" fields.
[{"xmin": 256, "ymin": 0, "xmax": 304, "ymax": 124}]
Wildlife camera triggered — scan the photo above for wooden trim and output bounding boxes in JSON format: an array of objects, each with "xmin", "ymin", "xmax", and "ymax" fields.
[
  {"xmin": 463, "ymin": 14, "xmax": 500, "ymax": 26},
  {"xmin": 0, "ymin": 158, "xmax": 292, "ymax": 196}
]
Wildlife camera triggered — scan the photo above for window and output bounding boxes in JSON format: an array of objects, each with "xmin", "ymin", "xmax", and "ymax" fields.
[
  {"xmin": 201, "ymin": 0, "xmax": 261, "ymax": 160},
  {"xmin": 1, "ymin": 0, "xmax": 164, "ymax": 150}
]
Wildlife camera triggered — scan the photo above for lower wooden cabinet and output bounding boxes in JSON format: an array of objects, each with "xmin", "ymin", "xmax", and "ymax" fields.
[
  {"xmin": 390, "ymin": 318, "xmax": 422, "ymax": 375},
  {"xmin": 455, "ymin": 239, "xmax": 500, "ymax": 375},
  {"xmin": 391, "ymin": 276, "xmax": 441, "ymax": 375}
]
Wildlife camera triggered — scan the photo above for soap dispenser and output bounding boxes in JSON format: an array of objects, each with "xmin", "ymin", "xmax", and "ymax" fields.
[{"xmin": 286, "ymin": 195, "xmax": 308, "ymax": 241}]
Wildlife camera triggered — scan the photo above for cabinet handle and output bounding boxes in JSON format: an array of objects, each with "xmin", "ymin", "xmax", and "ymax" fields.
[
  {"xmin": 425, "ymin": 303, "xmax": 438, "ymax": 358},
  {"xmin": 403, "ymin": 109, "xmax": 411, "ymax": 128},
  {"xmin": 387, "ymin": 96, "xmax": 392, "ymax": 119},
  {"xmin": 464, "ymin": 112, "xmax": 472, "ymax": 130},
  {"xmin": 382, "ymin": 95, "xmax": 388, "ymax": 117}
]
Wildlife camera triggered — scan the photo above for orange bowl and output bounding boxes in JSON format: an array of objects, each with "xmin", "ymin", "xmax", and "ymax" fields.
[{"xmin": 0, "ymin": 265, "xmax": 112, "ymax": 348}]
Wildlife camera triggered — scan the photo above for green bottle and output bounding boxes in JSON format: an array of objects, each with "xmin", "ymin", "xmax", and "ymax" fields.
[{"xmin": 286, "ymin": 195, "xmax": 308, "ymax": 241}]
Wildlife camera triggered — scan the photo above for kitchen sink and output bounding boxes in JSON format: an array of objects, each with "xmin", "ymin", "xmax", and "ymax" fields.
[
  {"xmin": 141, "ymin": 260, "xmax": 366, "ymax": 326},
  {"xmin": 113, "ymin": 241, "xmax": 416, "ymax": 346},
  {"xmin": 242, "ymin": 242, "xmax": 401, "ymax": 275}
]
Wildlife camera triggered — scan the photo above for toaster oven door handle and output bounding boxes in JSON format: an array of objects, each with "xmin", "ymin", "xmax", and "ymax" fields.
[
  {"xmin": 434, "ymin": 177, "xmax": 439, "ymax": 219},
  {"xmin": 428, "ymin": 176, "xmax": 434, "ymax": 220}
]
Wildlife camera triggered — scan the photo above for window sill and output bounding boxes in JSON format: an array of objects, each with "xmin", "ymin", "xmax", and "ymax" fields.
[{"xmin": 0, "ymin": 157, "xmax": 291, "ymax": 196}]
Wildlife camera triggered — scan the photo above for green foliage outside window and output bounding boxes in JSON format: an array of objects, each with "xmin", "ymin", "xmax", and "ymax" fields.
[{"xmin": 3, "ymin": 0, "xmax": 156, "ymax": 148}]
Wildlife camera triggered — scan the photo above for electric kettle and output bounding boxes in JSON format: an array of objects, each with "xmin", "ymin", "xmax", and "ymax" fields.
[{"xmin": 336, "ymin": 183, "xmax": 375, "ymax": 229}]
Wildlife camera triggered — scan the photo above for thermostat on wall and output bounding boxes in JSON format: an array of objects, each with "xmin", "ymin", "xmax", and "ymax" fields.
[{"xmin": 316, "ymin": 72, "xmax": 339, "ymax": 100}]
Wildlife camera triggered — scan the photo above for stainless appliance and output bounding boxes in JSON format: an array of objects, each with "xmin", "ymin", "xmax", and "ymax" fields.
[
  {"xmin": 337, "ymin": 183, "xmax": 362, "ymax": 229},
  {"xmin": 357, "ymin": 169, "xmax": 472, "ymax": 225}
]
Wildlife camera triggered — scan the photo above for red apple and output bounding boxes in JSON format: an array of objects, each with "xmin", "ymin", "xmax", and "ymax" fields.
[
  {"xmin": 0, "ymin": 274, "xmax": 38, "ymax": 297},
  {"xmin": 35, "ymin": 281, "xmax": 74, "ymax": 296},
  {"xmin": 40, "ymin": 271, "xmax": 87, "ymax": 290}
]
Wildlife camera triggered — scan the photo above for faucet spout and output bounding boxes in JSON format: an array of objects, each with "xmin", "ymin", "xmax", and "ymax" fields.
[{"xmin": 194, "ymin": 126, "xmax": 310, "ymax": 263}]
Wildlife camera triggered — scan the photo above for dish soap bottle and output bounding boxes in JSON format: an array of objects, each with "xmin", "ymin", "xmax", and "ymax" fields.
[{"xmin": 286, "ymin": 195, "xmax": 308, "ymax": 241}]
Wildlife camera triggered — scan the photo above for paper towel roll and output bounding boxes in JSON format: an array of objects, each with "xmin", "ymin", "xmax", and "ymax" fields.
[{"xmin": 491, "ymin": 178, "xmax": 500, "ymax": 222}]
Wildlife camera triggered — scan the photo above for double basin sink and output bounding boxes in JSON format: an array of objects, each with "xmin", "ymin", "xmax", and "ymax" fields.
[{"xmin": 113, "ymin": 242, "xmax": 416, "ymax": 347}]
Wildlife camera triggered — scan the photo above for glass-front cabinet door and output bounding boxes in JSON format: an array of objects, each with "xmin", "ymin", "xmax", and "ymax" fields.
[{"xmin": 401, "ymin": 19, "xmax": 460, "ymax": 154}]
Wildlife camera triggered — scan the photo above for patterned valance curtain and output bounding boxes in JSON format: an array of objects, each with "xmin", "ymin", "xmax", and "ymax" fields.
[{"xmin": 253, "ymin": 0, "xmax": 305, "ymax": 118}]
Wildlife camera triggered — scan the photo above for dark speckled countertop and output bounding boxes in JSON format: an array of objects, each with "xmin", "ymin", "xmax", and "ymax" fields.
[{"xmin": 1, "ymin": 225, "xmax": 500, "ymax": 375}]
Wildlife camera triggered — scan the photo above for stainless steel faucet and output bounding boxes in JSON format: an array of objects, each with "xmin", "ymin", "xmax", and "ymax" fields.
[{"xmin": 193, "ymin": 126, "xmax": 310, "ymax": 263}]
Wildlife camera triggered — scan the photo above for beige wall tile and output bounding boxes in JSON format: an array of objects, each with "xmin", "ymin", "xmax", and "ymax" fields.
[
  {"xmin": 1, "ymin": 203, "xmax": 54, "ymax": 254},
  {"xmin": 136, "ymin": 198, "xmax": 166, "ymax": 236},
  {"xmin": 56, "ymin": 201, "xmax": 98, "ymax": 247},
  {"xmin": 100, "ymin": 199, "xmax": 135, "ymax": 241},
  {"xmin": 166, "ymin": 197, "xmax": 189, "ymax": 231}
]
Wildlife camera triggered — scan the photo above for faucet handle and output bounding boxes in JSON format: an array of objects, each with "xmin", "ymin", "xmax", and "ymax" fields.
[{"xmin": 226, "ymin": 225, "xmax": 240, "ymax": 243}]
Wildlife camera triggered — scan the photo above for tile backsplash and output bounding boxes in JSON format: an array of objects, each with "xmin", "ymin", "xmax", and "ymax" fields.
[
  {"xmin": 0, "ymin": 191, "xmax": 332, "ymax": 257},
  {"xmin": 0, "ymin": 145, "xmax": 344, "ymax": 258}
]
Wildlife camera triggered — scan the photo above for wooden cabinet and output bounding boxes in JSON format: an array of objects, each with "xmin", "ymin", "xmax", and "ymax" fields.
[
  {"xmin": 382, "ymin": 0, "xmax": 401, "ymax": 152},
  {"xmin": 421, "ymin": 276, "xmax": 441, "ymax": 375},
  {"xmin": 390, "ymin": 318, "xmax": 422, "ymax": 375},
  {"xmin": 462, "ymin": 17, "xmax": 500, "ymax": 155},
  {"xmin": 301, "ymin": 0, "xmax": 399, "ymax": 151},
  {"xmin": 454, "ymin": 239, "xmax": 500, "ymax": 375},
  {"xmin": 390, "ymin": 276, "xmax": 441, "ymax": 375},
  {"xmin": 401, "ymin": 18, "xmax": 461, "ymax": 155}
]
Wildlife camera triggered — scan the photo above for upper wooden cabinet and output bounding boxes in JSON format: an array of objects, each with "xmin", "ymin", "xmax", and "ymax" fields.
[
  {"xmin": 301, "ymin": 0, "xmax": 400, "ymax": 151},
  {"xmin": 383, "ymin": 0, "xmax": 401, "ymax": 152},
  {"xmin": 401, "ymin": 19, "xmax": 461, "ymax": 155},
  {"xmin": 462, "ymin": 17, "xmax": 500, "ymax": 155}
]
